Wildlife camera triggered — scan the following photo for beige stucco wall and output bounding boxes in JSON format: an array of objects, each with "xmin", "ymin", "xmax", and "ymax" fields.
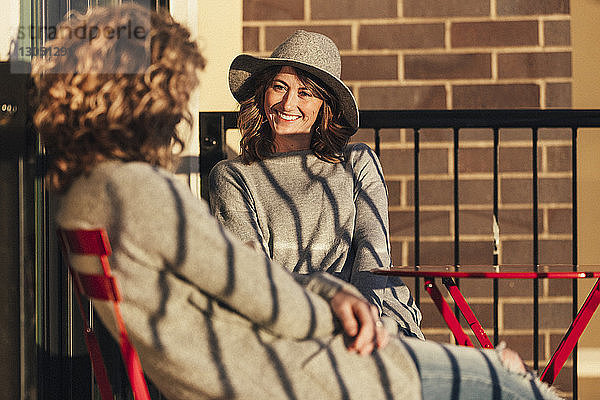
[
  {"xmin": 572, "ymin": 0, "xmax": 600, "ymax": 395},
  {"xmin": 170, "ymin": 0, "xmax": 242, "ymax": 194},
  {"xmin": 0, "ymin": 0, "xmax": 242, "ymax": 194},
  {"xmin": 0, "ymin": 0, "xmax": 20, "ymax": 61}
]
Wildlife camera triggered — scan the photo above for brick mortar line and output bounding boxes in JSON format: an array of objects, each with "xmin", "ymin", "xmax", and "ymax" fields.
[
  {"xmin": 241, "ymin": 15, "xmax": 570, "ymax": 27},
  {"xmin": 381, "ymin": 171, "xmax": 573, "ymax": 179},
  {"xmin": 543, "ymin": 334, "xmax": 552, "ymax": 362},
  {"xmin": 539, "ymin": 79, "xmax": 547, "ymax": 108},
  {"xmin": 492, "ymin": 49, "xmax": 498, "ymax": 80},
  {"xmin": 351, "ymin": 21, "xmax": 359, "ymax": 51},
  {"xmin": 258, "ymin": 26, "xmax": 265, "ymax": 52},
  {"xmin": 420, "ymin": 328, "xmax": 572, "ymax": 333},
  {"xmin": 367, "ymin": 142, "xmax": 452, "ymax": 149},
  {"xmin": 418, "ymin": 298, "xmax": 575, "ymax": 307},
  {"xmin": 344, "ymin": 78, "xmax": 572, "ymax": 89},
  {"xmin": 363, "ymin": 146, "xmax": 573, "ymax": 156},
  {"xmin": 346, "ymin": 78, "xmax": 571, "ymax": 87},
  {"xmin": 499, "ymin": 171, "xmax": 572, "ymax": 178},
  {"xmin": 388, "ymin": 205, "xmax": 571, "ymax": 212},
  {"xmin": 457, "ymin": 233, "xmax": 573, "ymax": 240},
  {"xmin": 444, "ymin": 19, "xmax": 451, "ymax": 50},
  {"xmin": 499, "ymin": 298, "xmax": 574, "ymax": 304},
  {"xmin": 422, "ymin": 323, "xmax": 574, "ymax": 331},
  {"xmin": 539, "ymin": 18, "xmax": 545, "ymax": 47},
  {"xmin": 541, "ymin": 145, "xmax": 548, "ymax": 172},
  {"xmin": 388, "ymin": 209, "xmax": 574, "ymax": 218},
  {"xmin": 393, "ymin": 223, "xmax": 574, "ymax": 232},
  {"xmin": 446, "ymin": 81, "xmax": 452, "ymax": 108},
  {"xmin": 303, "ymin": 0, "xmax": 310, "ymax": 22},
  {"xmin": 387, "ymin": 176, "xmax": 574, "ymax": 182},
  {"xmin": 389, "ymin": 234, "xmax": 573, "ymax": 241},
  {"xmin": 400, "ymin": 179, "xmax": 408, "ymax": 206},
  {"xmin": 418, "ymin": 297, "xmax": 574, "ymax": 304},
  {"xmin": 419, "ymin": 328, "xmax": 456, "ymax": 334},
  {"xmin": 398, "ymin": 53, "xmax": 405, "ymax": 83},
  {"xmin": 401, "ymin": 240, "xmax": 409, "ymax": 265},
  {"xmin": 352, "ymin": 140, "xmax": 571, "ymax": 150},
  {"xmin": 371, "ymin": 140, "xmax": 574, "ymax": 149},
  {"xmin": 389, "ymin": 208, "xmax": 574, "ymax": 215},
  {"xmin": 337, "ymin": 47, "xmax": 572, "ymax": 55},
  {"xmin": 390, "ymin": 204, "xmax": 574, "ymax": 211},
  {"xmin": 227, "ymin": 49, "xmax": 580, "ymax": 59}
]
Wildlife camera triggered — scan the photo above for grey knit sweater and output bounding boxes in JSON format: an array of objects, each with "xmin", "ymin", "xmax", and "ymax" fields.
[
  {"xmin": 55, "ymin": 160, "xmax": 421, "ymax": 400},
  {"xmin": 209, "ymin": 143, "xmax": 423, "ymax": 339}
]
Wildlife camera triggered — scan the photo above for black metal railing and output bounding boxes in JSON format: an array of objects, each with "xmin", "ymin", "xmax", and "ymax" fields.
[{"xmin": 200, "ymin": 109, "xmax": 600, "ymax": 399}]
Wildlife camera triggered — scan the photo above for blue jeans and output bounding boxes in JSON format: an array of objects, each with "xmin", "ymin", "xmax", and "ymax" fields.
[{"xmin": 400, "ymin": 338, "xmax": 563, "ymax": 400}]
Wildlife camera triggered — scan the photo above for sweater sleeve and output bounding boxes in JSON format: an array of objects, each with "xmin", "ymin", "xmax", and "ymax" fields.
[
  {"xmin": 348, "ymin": 144, "xmax": 423, "ymax": 337},
  {"xmin": 347, "ymin": 144, "xmax": 392, "ymax": 304},
  {"xmin": 104, "ymin": 164, "xmax": 339, "ymax": 339},
  {"xmin": 208, "ymin": 161, "xmax": 270, "ymax": 255}
]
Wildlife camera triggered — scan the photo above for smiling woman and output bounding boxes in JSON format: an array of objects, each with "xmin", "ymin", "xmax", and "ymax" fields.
[{"xmin": 209, "ymin": 30, "xmax": 425, "ymax": 340}]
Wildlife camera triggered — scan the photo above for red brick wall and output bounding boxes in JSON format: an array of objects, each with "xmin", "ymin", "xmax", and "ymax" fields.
[
  {"xmin": 242, "ymin": 0, "xmax": 571, "ymax": 109},
  {"xmin": 242, "ymin": 1, "xmax": 573, "ymax": 395}
]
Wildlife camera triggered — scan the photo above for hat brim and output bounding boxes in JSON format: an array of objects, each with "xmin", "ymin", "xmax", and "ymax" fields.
[{"xmin": 229, "ymin": 54, "xmax": 359, "ymax": 132}]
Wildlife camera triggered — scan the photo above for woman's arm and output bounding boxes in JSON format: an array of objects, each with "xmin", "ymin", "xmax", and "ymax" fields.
[
  {"xmin": 347, "ymin": 144, "xmax": 393, "ymax": 302},
  {"xmin": 348, "ymin": 144, "xmax": 423, "ymax": 334},
  {"xmin": 103, "ymin": 164, "xmax": 339, "ymax": 339},
  {"xmin": 208, "ymin": 161, "xmax": 270, "ymax": 255}
]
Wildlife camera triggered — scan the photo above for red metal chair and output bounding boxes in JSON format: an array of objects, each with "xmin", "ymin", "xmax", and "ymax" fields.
[{"xmin": 57, "ymin": 228, "xmax": 151, "ymax": 400}]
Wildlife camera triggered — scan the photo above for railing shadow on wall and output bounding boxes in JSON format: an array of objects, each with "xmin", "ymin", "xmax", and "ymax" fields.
[{"xmin": 199, "ymin": 109, "xmax": 600, "ymax": 399}]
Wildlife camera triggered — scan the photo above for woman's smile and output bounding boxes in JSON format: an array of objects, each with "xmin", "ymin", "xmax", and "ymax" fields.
[{"xmin": 276, "ymin": 111, "xmax": 302, "ymax": 121}]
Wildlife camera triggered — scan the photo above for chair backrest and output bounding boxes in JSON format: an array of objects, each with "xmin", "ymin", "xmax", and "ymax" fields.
[{"xmin": 57, "ymin": 228, "xmax": 151, "ymax": 400}]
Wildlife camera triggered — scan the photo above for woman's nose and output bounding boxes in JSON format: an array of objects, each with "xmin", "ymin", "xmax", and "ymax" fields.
[{"xmin": 281, "ymin": 91, "xmax": 298, "ymax": 110}]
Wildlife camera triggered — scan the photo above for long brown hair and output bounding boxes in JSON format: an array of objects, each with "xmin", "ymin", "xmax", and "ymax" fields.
[
  {"xmin": 32, "ymin": 4, "xmax": 206, "ymax": 191},
  {"xmin": 238, "ymin": 66, "xmax": 354, "ymax": 164}
]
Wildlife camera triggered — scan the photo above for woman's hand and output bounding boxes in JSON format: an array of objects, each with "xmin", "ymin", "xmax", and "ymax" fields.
[{"xmin": 330, "ymin": 290, "xmax": 389, "ymax": 355}]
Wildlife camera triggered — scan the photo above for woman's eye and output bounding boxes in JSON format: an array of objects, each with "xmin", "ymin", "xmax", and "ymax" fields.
[
  {"xmin": 273, "ymin": 83, "xmax": 286, "ymax": 91},
  {"xmin": 299, "ymin": 90, "xmax": 312, "ymax": 97}
]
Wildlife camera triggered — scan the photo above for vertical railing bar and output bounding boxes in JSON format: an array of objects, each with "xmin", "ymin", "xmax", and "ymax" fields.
[
  {"xmin": 571, "ymin": 127, "xmax": 578, "ymax": 400},
  {"xmin": 453, "ymin": 127, "xmax": 460, "ymax": 265},
  {"xmin": 45, "ymin": 162, "xmax": 52, "ymax": 399},
  {"xmin": 19, "ymin": 155, "xmax": 25, "ymax": 400},
  {"xmin": 374, "ymin": 128, "xmax": 381, "ymax": 157},
  {"xmin": 414, "ymin": 128, "xmax": 421, "ymax": 306},
  {"xmin": 532, "ymin": 127, "xmax": 540, "ymax": 372},
  {"xmin": 453, "ymin": 127, "xmax": 460, "ymax": 322},
  {"xmin": 493, "ymin": 127, "xmax": 500, "ymax": 346}
]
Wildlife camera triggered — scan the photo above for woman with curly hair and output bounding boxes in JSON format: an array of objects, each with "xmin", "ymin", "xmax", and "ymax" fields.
[
  {"xmin": 33, "ymin": 4, "xmax": 201, "ymax": 191},
  {"xmin": 209, "ymin": 30, "xmax": 424, "ymax": 339},
  {"xmin": 33, "ymin": 5, "xmax": 562, "ymax": 400}
]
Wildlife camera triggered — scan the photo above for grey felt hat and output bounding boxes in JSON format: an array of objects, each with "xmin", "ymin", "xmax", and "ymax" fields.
[{"xmin": 228, "ymin": 30, "xmax": 359, "ymax": 132}]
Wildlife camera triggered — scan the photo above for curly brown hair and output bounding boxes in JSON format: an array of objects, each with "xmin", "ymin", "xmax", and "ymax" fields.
[
  {"xmin": 32, "ymin": 4, "xmax": 205, "ymax": 191},
  {"xmin": 238, "ymin": 66, "xmax": 355, "ymax": 164}
]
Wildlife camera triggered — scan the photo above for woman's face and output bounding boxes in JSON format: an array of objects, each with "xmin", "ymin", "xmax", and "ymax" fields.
[{"xmin": 263, "ymin": 66, "xmax": 324, "ymax": 140}]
